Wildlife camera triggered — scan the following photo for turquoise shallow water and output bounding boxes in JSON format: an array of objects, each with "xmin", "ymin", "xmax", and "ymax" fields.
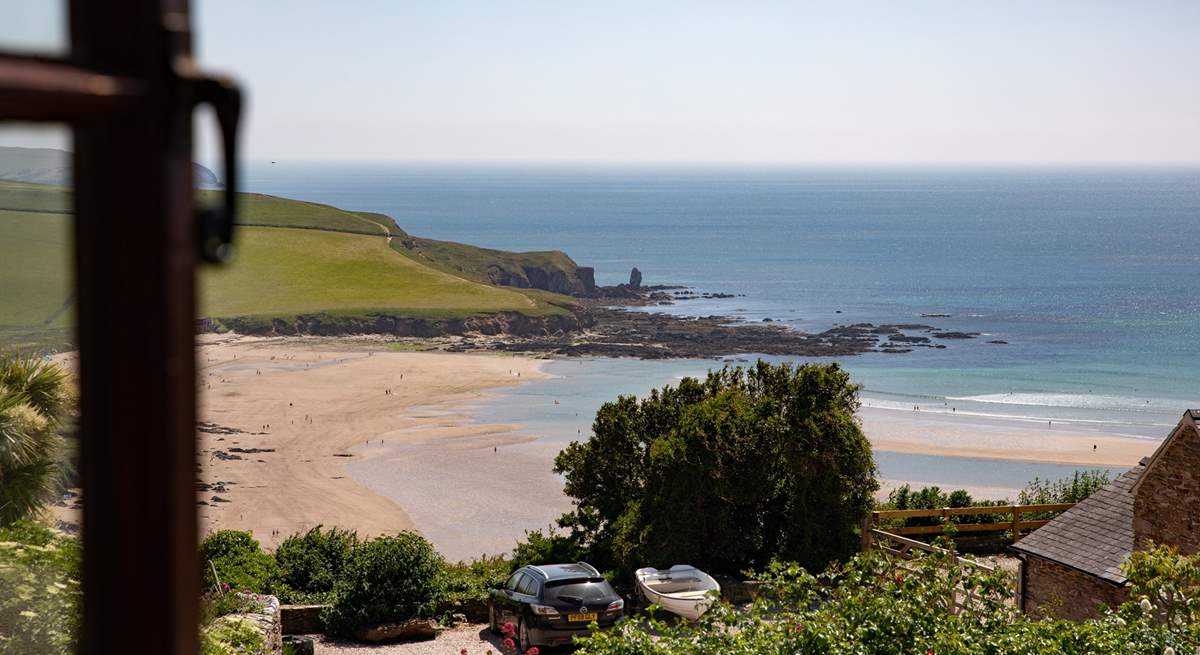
[{"xmin": 246, "ymin": 163, "xmax": 1198, "ymax": 489}]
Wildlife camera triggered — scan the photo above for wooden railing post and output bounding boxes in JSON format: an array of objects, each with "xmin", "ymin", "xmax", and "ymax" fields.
[
  {"xmin": 861, "ymin": 513, "xmax": 875, "ymax": 552},
  {"xmin": 1010, "ymin": 505, "xmax": 1021, "ymax": 543}
]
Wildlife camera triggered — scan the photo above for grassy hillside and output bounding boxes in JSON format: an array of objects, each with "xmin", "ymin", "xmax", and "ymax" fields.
[
  {"xmin": 0, "ymin": 180, "xmax": 575, "ymax": 350},
  {"xmin": 389, "ymin": 233, "xmax": 587, "ymax": 292},
  {"xmin": 200, "ymin": 227, "xmax": 562, "ymax": 319}
]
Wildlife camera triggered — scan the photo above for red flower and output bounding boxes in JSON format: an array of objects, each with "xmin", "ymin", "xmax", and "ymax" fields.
[
  {"xmin": 501, "ymin": 622, "xmax": 516, "ymax": 637},
  {"xmin": 895, "ymin": 574, "xmax": 905, "ymax": 583},
  {"xmin": 460, "ymin": 650, "xmax": 468, "ymax": 655},
  {"xmin": 525, "ymin": 649, "xmax": 540, "ymax": 655},
  {"xmin": 927, "ymin": 650, "xmax": 935, "ymax": 655},
  {"xmin": 502, "ymin": 637, "xmax": 516, "ymax": 652},
  {"xmin": 793, "ymin": 622, "xmax": 805, "ymax": 632}
]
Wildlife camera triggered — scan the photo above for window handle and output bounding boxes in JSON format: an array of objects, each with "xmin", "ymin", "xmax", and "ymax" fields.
[{"xmin": 191, "ymin": 75, "xmax": 242, "ymax": 264}]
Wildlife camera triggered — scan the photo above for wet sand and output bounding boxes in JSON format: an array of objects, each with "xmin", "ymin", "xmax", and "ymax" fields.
[{"xmin": 860, "ymin": 405, "xmax": 1158, "ymax": 468}]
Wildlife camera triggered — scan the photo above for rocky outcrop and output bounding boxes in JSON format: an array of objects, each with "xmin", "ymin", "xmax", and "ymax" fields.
[
  {"xmin": 203, "ymin": 593, "xmax": 282, "ymax": 655},
  {"xmin": 629, "ymin": 267, "xmax": 642, "ymax": 289},
  {"xmin": 576, "ymin": 266, "xmax": 596, "ymax": 292},
  {"xmin": 281, "ymin": 604, "xmax": 326, "ymax": 635},
  {"xmin": 207, "ymin": 310, "xmax": 592, "ymax": 339},
  {"xmin": 353, "ymin": 618, "xmax": 443, "ymax": 643}
]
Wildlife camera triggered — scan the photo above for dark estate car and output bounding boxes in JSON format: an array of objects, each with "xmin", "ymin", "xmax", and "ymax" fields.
[{"xmin": 489, "ymin": 562, "xmax": 625, "ymax": 649}]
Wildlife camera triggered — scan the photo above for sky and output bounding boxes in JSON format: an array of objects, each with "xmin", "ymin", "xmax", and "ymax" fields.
[{"xmin": 2, "ymin": 1, "xmax": 1199, "ymax": 165}]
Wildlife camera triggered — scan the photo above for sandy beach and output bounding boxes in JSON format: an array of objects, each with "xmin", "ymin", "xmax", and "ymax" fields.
[
  {"xmin": 860, "ymin": 405, "xmax": 1158, "ymax": 468},
  {"xmin": 190, "ymin": 335, "xmax": 1163, "ymax": 561},
  {"xmin": 195, "ymin": 335, "xmax": 553, "ymax": 550}
]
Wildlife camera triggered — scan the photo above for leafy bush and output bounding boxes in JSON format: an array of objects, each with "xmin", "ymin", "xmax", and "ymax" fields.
[
  {"xmin": 0, "ymin": 519, "xmax": 81, "ymax": 655},
  {"xmin": 554, "ymin": 361, "xmax": 876, "ymax": 576},
  {"xmin": 510, "ymin": 528, "xmax": 585, "ymax": 571},
  {"xmin": 200, "ymin": 591, "xmax": 265, "ymax": 626},
  {"xmin": 1020, "ymin": 469, "xmax": 1111, "ymax": 505},
  {"xmin": 442, "ymin": 554, "xmax": 512, "ymax": 607},
  {"xmin": 0, "ymin": 355, "xmax": 71, "ymax": 526},
  {"xmin": 199, "ymin": 530, "xmax": 281, "ymax": 594},
  {"xmin": 321, "ymin": 531, "xmax": 446, "ymax": 637},
  {"xmin": 274, "ymin": 525, "xmax": 357, "ymax": 602},
  {"xmin": 199, "ymin": 616, "xmax": 266, "ymax": 655},
  {"xmin": 574, "ymin": 544, "xmax": 1200, "ymax": 655}
]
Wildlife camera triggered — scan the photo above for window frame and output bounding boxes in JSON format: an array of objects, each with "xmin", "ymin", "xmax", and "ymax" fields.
[{"xmin": 0, "ymin": 2, "xmax": 224, "ymax": 653}]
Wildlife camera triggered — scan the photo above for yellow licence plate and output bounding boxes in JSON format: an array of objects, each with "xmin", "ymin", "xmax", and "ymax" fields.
[{"xmin": 568, "ymin": 612, "xmax": 598, "ymax": 622}]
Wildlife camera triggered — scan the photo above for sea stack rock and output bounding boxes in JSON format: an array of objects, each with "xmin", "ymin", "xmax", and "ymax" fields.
[
  {"xmin": 629, "ymin": 267, "xmax": 643, "ymax": 289},
  {"xmin": 576, "ymin": 266, "xmax": 597, "ymax": 293}
]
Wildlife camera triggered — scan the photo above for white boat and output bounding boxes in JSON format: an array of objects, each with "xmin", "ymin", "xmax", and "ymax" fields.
[{"xmin": 634, "ymin": 565, "xmax": 721, "ymax": 620}]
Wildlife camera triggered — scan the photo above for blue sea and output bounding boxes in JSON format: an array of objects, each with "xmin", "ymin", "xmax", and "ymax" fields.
[{"xmin": 245, "ymin": 163, "xmax": 1200, "ymax": 493}]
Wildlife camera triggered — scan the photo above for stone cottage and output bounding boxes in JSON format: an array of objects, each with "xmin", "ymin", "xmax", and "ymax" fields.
[{"xmin": 1011, "ymin": 409, "xmax": 1200, "ymax": 620}]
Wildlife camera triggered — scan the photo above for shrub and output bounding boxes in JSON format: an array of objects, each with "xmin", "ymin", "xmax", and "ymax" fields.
[
  {"xmin": 510, "ymin": 528, "xmax": 585, "ymax": 571},
  {"xmin": 574, "ymin": 544, "xmax": 1200, "ymax": 655},
  {"xmin": 0, "ymin": 355, "xmax": 71, "ymax": 526},
  {"xmin": 554, "ymin": 361, "xmax": 876, "ymax": 576},
  {"xmin": 199, "ymin": 530, "xmax": 280, "ymax": 594},
  {"xmin": 274, "ymin": 525, "xmax": 357, "ymax": 602},
  {"xmin": 200, "ymin": 591, "xmax": 265, "ymax": 626},
  {"xmin": 199, "ymin": 616, "xmax": 266, "ymax": 655},
  {"xmin": 1020, "ymin": 469, "xmax": 1111, "ymax": 505},
  {"xmin": 0, "ymin": 519, "xmax": 81, "ymax": 655},
  {"xmin": 442, "ymin": 554, "xmax": 512, "ymax": 607},
  {"xmin": 321, "ymin": 531, "xmax": 445, "ymax": 637}
]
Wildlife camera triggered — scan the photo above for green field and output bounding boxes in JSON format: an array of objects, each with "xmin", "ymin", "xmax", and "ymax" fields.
[
  {"xmin": 0, "ymin": 180, "xmax": 575, "ymax": 350},
  {"xmin": 201, "ymin": 227, "xmax": 561, "ymax": 318}
]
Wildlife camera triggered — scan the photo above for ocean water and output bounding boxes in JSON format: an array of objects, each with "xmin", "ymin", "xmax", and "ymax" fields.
[{"xmin": 245, "ymin": 163, "xmax": 1199, "ymax": 488}]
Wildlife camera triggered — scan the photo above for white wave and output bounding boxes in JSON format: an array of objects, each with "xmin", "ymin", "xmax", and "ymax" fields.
[{"xmin": 946, "ymin": 392, "xmax": 1170, "ymax": 412}]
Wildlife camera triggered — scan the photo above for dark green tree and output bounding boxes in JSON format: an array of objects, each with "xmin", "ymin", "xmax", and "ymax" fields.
[{"xmin": 554, "ymin": 361, "xmax": 877, "ymax": 575}]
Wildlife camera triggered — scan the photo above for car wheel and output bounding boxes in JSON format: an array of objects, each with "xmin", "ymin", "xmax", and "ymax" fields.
[
  {"xmin": 518, "ymin": 616, "xmax": 535, "ymax": 650},
  {"xmin": 488, "ymin": 601, "xmax": 499, "ymax": 635}
]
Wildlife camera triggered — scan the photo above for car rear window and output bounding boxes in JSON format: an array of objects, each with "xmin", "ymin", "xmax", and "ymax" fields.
[{"xmin": 542, "ymin": 578, "xmax": 614, "ymax": 603}]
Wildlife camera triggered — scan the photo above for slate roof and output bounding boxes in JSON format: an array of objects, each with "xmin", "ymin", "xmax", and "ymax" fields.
[{"xmin": 1010, "ymin": 465, "xmax": 1144, "ymax": 585}]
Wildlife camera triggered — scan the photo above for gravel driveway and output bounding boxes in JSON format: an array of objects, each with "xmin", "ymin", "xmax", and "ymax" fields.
[{"xmin": 314, "ymin": 624, "xmax": 577, "ymax": 655}]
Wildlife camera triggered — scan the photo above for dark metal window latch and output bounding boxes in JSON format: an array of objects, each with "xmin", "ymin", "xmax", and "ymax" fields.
[{"xmin": 181, "ymin": 66, "xmax": 242, "ymax": 264}]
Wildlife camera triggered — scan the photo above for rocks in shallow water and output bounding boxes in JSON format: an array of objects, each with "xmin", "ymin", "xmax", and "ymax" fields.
[
  {"xmin": 989, "ymin": 339, "xmax": 1009, "ymax": 344},
  {"xmin": 931, "ymin": 331, "xmax": 979, "ymax": 339},
  {"xmin": 762, "ymin": 317, "xmax": 774, "ymax": 322},
  {"xmin": 888, "ymin": 334, "xmax": 931, "ymax": 344}
]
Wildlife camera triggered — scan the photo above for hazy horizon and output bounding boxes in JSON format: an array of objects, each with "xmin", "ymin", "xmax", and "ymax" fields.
[{"xmin": 3, "ymin": 1, "xmax": 1199, "ymax": 167}]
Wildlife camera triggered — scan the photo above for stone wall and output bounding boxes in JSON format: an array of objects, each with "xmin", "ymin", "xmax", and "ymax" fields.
[
  {"xmin": 1133, "ymin": 419, "xmax": 1200, "ymax": 554},
  {"xmin": 209, "ymin": 594, "xmax": 282, "ymax": 655},
  {"xmin": 1022, "ymin": 555, "xmax": 1127, "ymax": 621}
]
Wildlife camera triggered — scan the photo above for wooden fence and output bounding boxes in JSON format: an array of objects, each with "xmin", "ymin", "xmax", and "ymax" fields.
[
  {"xmin": 861, "ymin": 503, "xmax": 1073, "ymax": 612},
  {"xmin": 865, "ymin": 528, "xmax": 1005, "ymax": 613},
  {"xmin": 863, "ymin": 503, "xmax": 1074, "ymax": 545}
]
